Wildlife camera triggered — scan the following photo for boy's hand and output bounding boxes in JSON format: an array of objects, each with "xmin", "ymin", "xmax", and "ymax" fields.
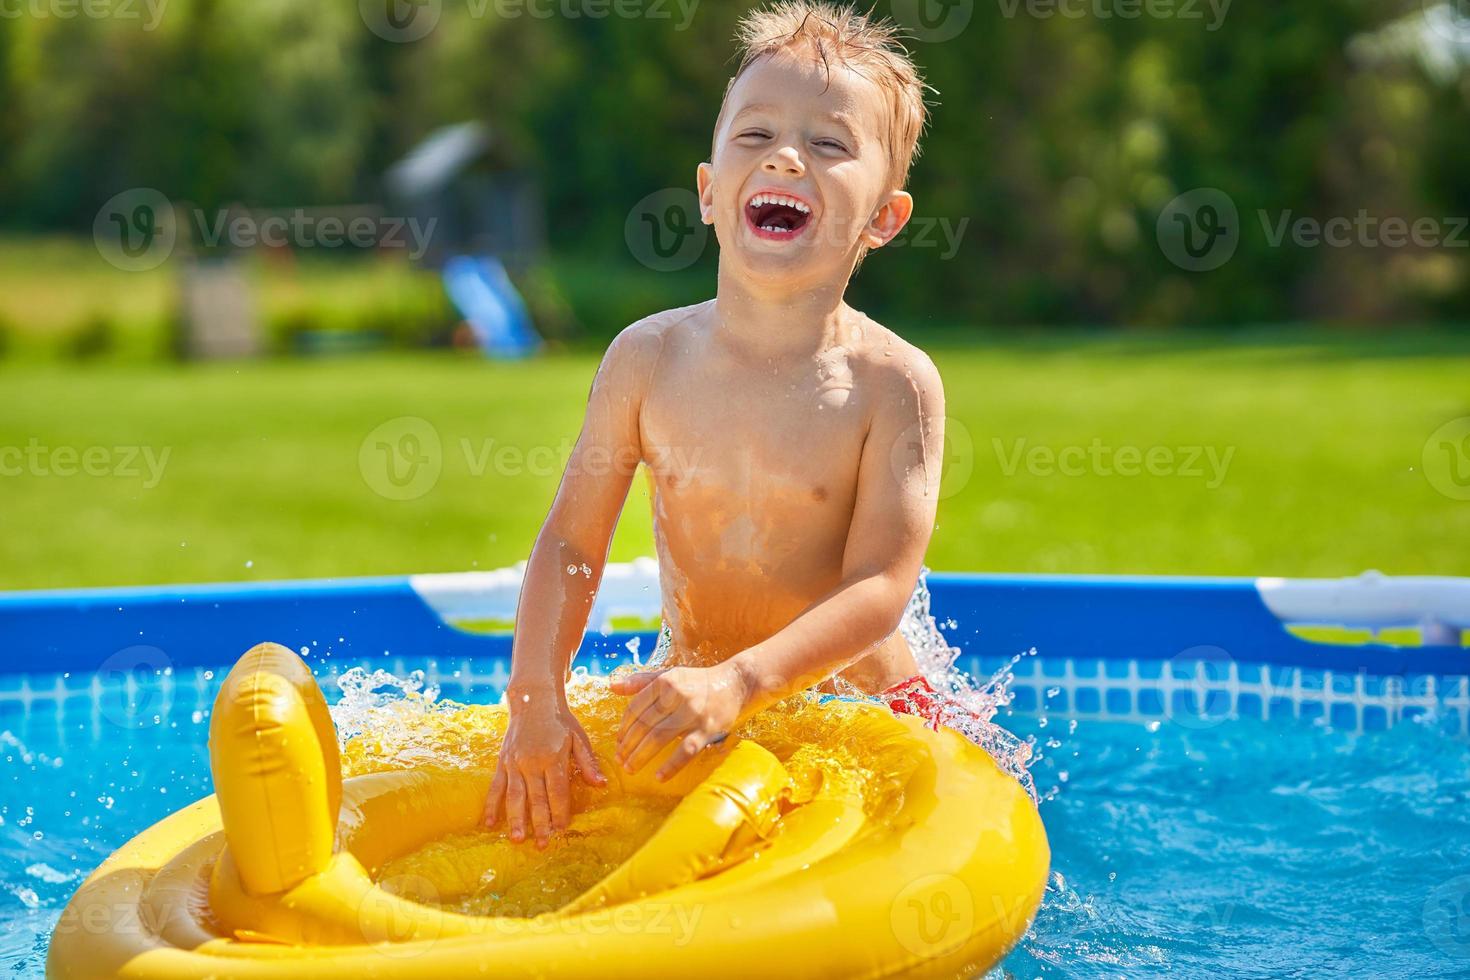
[
  {"xmin": 484, "ymin": 691, "xmax": 606, "ymax": 847},
  {"xmin": 612, "ymin": 661, "xmax": 753, "ymax": 781}
]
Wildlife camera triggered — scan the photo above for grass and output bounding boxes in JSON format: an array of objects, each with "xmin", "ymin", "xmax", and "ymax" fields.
[{"xmin": 1, "ymin": 329, "xmax": 1468, "ymax": 591}]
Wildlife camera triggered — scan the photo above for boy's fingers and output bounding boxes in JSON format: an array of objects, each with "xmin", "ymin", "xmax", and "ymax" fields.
[
  {"xmin": 483, "ymin": 767, "xmax": 506, "ymax": 827},
  {"xmin": 657, "ymin": 732, "xmax": 708, "ymax": 782},
  {"xmin": 546, "ymin": 765, "xmax": 572, "ymax": 833},
  {"xmin": 623, "ymin": 716, "xmax": 686, "ymax": 774},
  {"xmin": 572, "ymin": 731, "xmax": 606, "ymax": 786},
  {"xmin": 617, "ymin": 699, "xmax": 672, "ymax": 766},
  {"xmin": 618, "ymin": 692, "xmax": 667, "ymax": 746},
  {"xmin": 610, "ymin": 669, "xmax": 664, "ymax": 697},
  {"xmin": 504, "ymin": 770, "xmax": 528, "ymax": 843},
  {"xmin": 526, "ymin": 772, "xmax": 554, "ymax": 847},
  {"xmin": 619, "ymin": 681, "xmax": 664, "ymax": 737}
]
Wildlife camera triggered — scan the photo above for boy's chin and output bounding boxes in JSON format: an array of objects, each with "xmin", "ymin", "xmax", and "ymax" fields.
[{"xmin": 724, "ymin": 237, "xmax": 846, "ymax": 287}]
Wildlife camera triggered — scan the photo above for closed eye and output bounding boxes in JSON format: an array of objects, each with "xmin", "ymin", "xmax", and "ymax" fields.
[
  {"xmin": 736, "ymin": 129, "xmax": 772, "ymax": 141},
  {"xmin": 813, "ymin": 138, "xmax": 849, "ymax": 152}
]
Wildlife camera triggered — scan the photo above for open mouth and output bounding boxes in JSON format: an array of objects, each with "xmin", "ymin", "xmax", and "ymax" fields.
[{"xmin": 745, "ymin": 191, "xmax": 814, "ymax": 240}]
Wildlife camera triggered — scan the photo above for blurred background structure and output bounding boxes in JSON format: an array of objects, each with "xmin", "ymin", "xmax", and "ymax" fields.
[{"xmin": 0, "ymin": 1, "xmax": 1467, "ymax": 588}]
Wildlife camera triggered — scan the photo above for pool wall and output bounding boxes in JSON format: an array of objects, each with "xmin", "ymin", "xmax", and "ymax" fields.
[{"xmin": 2, "ymin": 563, "xmax": 1466, "ymax": 734}]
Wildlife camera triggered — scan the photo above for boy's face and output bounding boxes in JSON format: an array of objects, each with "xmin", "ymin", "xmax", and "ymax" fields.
[{"xmin": 698, "ymin": 51, "xmax": 913, "ymax": 291}]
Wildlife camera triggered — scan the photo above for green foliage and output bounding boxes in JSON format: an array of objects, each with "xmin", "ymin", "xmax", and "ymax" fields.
[
  {"xmin": 66, "ymin": 313, "xmax": 115, "ymax": 361},
  {"xmin": 0, "ymin": 1, "xmax": 1467, "ymax": 326},
  {"xmin": 2, "ymin": 332, "xmax": 1467, "ymax": 589}
]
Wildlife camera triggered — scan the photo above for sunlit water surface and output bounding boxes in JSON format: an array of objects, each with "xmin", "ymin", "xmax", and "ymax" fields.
[{"xmin": 3, "ymin": 594, "xmax": 1467, "ymax": 977}]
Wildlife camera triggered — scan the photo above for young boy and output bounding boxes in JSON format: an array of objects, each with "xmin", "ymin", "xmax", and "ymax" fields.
[{"xmin": 484, "ymin": 2, "xmax": 945, "ymax": 847}]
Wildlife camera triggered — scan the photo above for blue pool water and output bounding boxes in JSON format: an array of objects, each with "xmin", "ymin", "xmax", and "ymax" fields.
[{"xmin": 3, "ymin": 656, "xmax": 1468, "ymax": 978}]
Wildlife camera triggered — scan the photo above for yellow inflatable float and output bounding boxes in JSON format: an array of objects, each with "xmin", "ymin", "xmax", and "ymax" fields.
[{"xmin": 48, "ymin": 642, "xmax": 1048, "ymax": 979}]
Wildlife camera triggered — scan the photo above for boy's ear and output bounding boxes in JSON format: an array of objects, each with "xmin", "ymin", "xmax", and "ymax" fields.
[
  {"xmin": 863, "ymin": 191, "xmax": 914, "ymax": 249},
  {"xmin": 696, "ymin": 163, "xmax": 715, "ymax": 225}
]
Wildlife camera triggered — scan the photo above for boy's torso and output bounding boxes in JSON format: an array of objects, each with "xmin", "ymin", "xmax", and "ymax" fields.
[{"xmin": 633, "ymin": 301, "xmax": 919, "ymax": 692}]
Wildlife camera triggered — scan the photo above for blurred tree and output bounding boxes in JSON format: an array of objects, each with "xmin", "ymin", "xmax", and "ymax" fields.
[{"xmin": 0, "ymin": 0, "xmax": 1465, "ymax": 327}]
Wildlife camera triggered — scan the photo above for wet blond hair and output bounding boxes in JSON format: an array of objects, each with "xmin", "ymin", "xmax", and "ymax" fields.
[{"xmin": 718, "ymin": 2, "xmax": 930, "ymax": 189}]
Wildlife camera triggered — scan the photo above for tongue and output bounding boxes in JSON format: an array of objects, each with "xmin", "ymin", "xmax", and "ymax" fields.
[{"xmin": 754, "ymin": 203, "xmax": 804, "ymax": 231}]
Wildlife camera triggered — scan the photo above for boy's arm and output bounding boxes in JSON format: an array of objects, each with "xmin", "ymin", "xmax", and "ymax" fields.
[
  {"xmin": 485, "ymin": 324, "xmax": 659, "ymax": 843},
  {"xmin": 615, "ymin": 351, "xmax": 946, "ymax": 778}
]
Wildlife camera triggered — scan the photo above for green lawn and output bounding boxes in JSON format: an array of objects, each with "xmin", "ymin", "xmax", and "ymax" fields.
[{"xmin": 1, "ymin": 330, "xmax": 1468, "ymax": 591}]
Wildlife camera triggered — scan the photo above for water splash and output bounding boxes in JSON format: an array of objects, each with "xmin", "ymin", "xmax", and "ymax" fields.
[{"xmin": 894, "ymin": 570, "xmax": 1037, "ymax": 799}]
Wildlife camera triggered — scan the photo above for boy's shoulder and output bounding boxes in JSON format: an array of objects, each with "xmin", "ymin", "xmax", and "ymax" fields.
[
  {"xmin": 596, "ymin": 301, "xmax": 713, "ymax": 388},
  {"xmin": 619, "ymin": 300, "xmax": 713, "ymax": 348},
  {"xmin": 846, "ymin": 313, "xmax": 944, "ymax": 401},
  {"xmin": 602, "ymin": 301, "xmax": 712, "ymax": 371}
]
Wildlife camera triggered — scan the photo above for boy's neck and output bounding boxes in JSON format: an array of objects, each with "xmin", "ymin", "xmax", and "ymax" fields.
[{"xmin": 712, "ymin": 266, "xmax": 855, "ymax": 359}]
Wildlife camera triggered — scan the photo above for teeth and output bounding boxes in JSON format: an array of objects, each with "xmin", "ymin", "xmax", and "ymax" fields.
[{"xmin": 748, "ymin": 193, "xmax": 811, "ymax": 214}]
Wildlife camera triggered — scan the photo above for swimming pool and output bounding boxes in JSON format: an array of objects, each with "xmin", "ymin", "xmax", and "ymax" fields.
[{"xmin": 3, "ymin": 566, "xmax": 1468, "ymax": 977}]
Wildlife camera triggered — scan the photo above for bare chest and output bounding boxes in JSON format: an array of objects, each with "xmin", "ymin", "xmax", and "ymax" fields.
[{"xmin": 639, "ymin": 351, "xmax": 870, "ymax": 507}]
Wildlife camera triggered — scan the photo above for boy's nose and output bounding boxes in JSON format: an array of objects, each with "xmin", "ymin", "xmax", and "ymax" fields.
[{"xmin": 762, "ymin": 145, "xmax": 805, "ymax": 177}]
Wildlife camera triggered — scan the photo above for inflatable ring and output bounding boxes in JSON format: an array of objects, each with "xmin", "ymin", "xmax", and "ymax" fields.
[{"xmin": 48, "ymin": 643, "xmax": 1049, "ymax": 978}]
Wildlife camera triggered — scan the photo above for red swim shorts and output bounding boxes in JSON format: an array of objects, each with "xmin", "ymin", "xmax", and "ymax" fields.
[{"xmin": 880, "ymin": 674, "xmax": 947, "ymax": 730}]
